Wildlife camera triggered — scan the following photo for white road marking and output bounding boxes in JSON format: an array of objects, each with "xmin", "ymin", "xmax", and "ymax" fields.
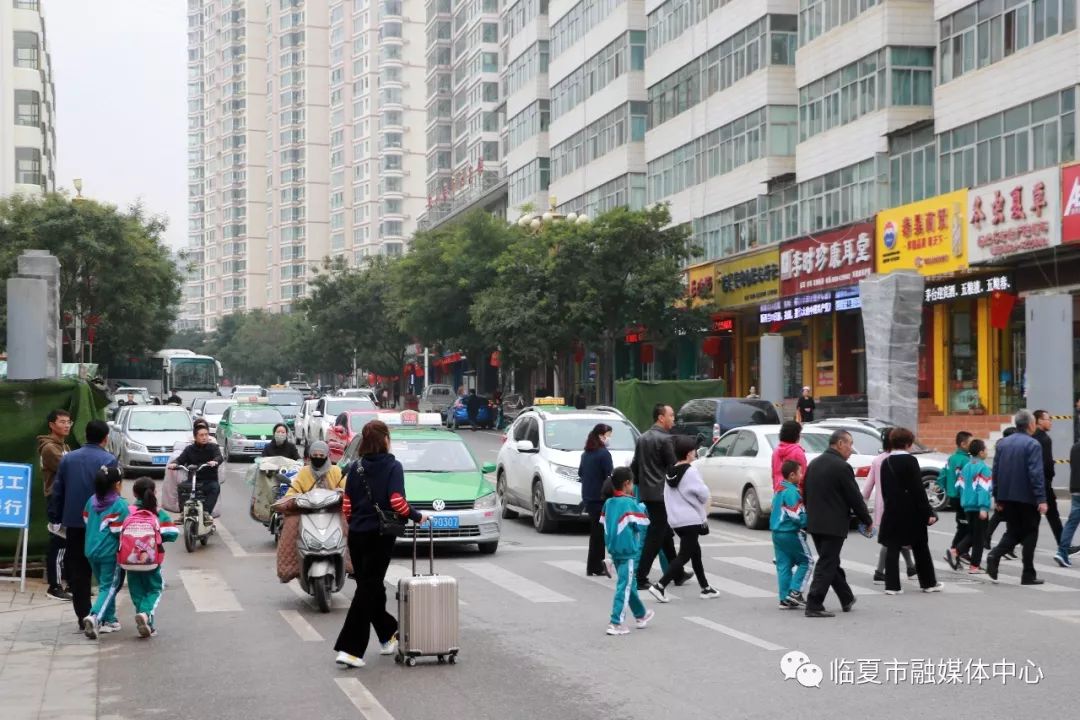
[
  {"xmin": 214, "ymin": 520, "xmax": 247, "ymax": 557},
  {"xmin": 543, "ymin": 560, "xmax": 684, "ymax": 600},
  {"xmin": 841, "ymin": 559, "xmax": 980, "ymax": 594},
  {"xmin": 457, "ymin": 561, "xmax": 573, "ymax": 603},
  {"xmin": 499, "ymin": 540, "xmax": 770, "ymax": 552},
  {"xmin": 713, "ymin": 556, "xmax": 872, "ymax": 597},
  {"xmin": 178, "ymin": 569, "xmax": 242, "ymax": 612},
  {"xmin": 288, "ymin": 578, "xmax": 350, "ymax": 609},
  {"xmin": 700, "ymin": 570, "xmax": 775, "ymax": 598},
  {"xmin": 335, "ymin": 678, "xmax": 396, "ymax": 720},
  {"xmin": 683, "ymin": 616, "xmax": 785, "ymax": 651},
  {"xmin": 1030, "ymin": 609, "xmax": 1080, "ymax": 624},
  {"xmin": 965, "ymin": 562, "xmax": 1079, "ymax": 592},
  {"xmin": 279, "ymin": 609, "xmax": 324, "ymax": 641}
]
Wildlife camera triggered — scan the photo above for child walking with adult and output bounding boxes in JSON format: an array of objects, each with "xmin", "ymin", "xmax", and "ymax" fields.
[
  {"xmin": 648, "ymin": 436, "xmax": 720, "ymax": 603},
  {"xmin": 772, "ymin": 460, "xmax": 813, "ymax": 609},
  {"xmin": 125, "ymin": 478, "xmax": 179, "ymax": 638},
  {"xmin": 958, "ymin": 440, "xmax": 992, "ymax": 574},
  {"xmin": 602, "ymin": 467, "xmax": 654, "ymax": 635},
  {"xmin": 81, "ymin": 467, "xmax": 128, "ymax": 639},
  {"xmin": 863, "ymin": 429, "xmax": 917, "ymax": 583},
  {"xmin": 942, "ymin": 431, "xmax": 973, "ymax": 569}
]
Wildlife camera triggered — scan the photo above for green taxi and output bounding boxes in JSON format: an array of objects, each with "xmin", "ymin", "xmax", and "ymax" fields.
[
  {"xmin": 215, "ymin": 399, "xmax": 287, "ymax": 461},
  {"xmin": 338, "ymin": 411, "xmax": 500, "ymax": 554}
]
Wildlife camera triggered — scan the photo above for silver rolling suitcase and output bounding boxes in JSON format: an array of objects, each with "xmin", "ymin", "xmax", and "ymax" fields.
[{"xmin": 395, "ymin": 524, "xmax": 460, "ymax": 666}]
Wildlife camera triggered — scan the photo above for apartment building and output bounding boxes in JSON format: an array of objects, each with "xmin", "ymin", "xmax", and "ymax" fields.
[
  {"xmin": 502, "ymin": 0, "xmax": 551, "ymax": 215},
  {"xmin": 0, "ymin": 0, "xmax": 56, "ymax": 198}
]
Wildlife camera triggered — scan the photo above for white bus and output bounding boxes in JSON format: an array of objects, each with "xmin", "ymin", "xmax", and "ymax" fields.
[{"xmin": 108, "ymin": 349, "xmax": 222, "ymax": 407}]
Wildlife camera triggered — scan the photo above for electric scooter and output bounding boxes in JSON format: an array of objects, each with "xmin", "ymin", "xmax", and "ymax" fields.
[{"xmin": 179, "ymin": 463, "xmax": 216, "ymax": 553}]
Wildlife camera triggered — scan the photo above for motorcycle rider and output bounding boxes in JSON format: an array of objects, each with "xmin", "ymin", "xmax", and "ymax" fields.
[
  {"xmin": 165, "ymin": 391, "xmax": 184, "ymax": 406},
  {"xmin": 262, "ymin": 422, "xmax": 301, "ymax": 460},
  {"xmin": 285, "ymin": 441, "xmax": 344, "ymax": 496},
  {"xmin": 167, "ymin": 423, "xmax": 224, "ymax": 522}
]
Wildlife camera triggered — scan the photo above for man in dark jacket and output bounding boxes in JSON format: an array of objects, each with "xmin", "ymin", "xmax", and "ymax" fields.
[
  {"xmin": 1033, "ymin": 410, "xmax": 1062, "ymax": 544},
  {"xmin": 47, "ymin": 420, "xmax": 117, "ymax": 629},
  {"xmin": 168, "ymin": 425, "xmax": 224, "ymax": 517},
  {"xmin": 1056, "ymin": 439, "xmax": 1080, "ymax": 566},
  {"xmin": 987, "ymin": 410, "xmax": 1048, "ymax": 584},
  {"xmin": 631, "ymin": 403, "xmax": 685, "ymax": 589},
  {"xmin": 38, "ymin": 409, "xmax": 72, "ymax": 601},
  {"xmin": 802, "ymin": 430, "xmax": 872, "ymax": 618},
  {"xmin": 465, "ymin": 389, "xmax": 482, "ymax": 431}
]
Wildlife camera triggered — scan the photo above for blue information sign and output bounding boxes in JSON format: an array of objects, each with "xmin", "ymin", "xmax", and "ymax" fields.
[{"xmin": 0, "ymin": 463, "xmax": 32, "ymax": 529}]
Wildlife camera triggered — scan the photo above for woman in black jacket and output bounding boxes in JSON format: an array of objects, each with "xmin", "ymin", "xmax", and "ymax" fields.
[
  {"xmin": 578, "ymin": 423, "xmax": 614, "ymax": 577},
  {"xmin": 879, "ymin": 427, "xmax": 941, "ymax": 594},
  {"xmin": 261, "ymin": 423, "xmax": 300, "ymax": 460},
  {"xmin": 333, "ymin": 420, "xmax": 427, "ymax": 668}
]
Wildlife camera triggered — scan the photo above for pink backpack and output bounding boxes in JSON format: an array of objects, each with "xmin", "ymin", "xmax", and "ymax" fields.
[{"xmin": 117, "ymin": 508, "xmax": 163, "ymax": 571}]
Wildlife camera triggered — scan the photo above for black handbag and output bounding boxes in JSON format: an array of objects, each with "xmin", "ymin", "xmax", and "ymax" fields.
[{"xmin": 352, "ymin": 462, "xmax": 406, "ymax": 537}]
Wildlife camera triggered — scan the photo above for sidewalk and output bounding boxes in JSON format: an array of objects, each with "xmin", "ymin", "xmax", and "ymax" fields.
[{"xmin": 0, "ymin": 579, "xmax": 98, "ymax": 720}]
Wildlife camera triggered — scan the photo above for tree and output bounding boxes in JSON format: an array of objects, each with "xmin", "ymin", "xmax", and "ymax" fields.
[
  {"xmin": 0, "ymin": 193, "xmax": 182, "ymax": 368},
  {"xmin": 164, "ymin": 327, "xmax": 209, "ymax": 353}
]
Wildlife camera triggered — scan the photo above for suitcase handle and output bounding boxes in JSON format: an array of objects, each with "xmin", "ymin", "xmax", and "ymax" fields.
[{"xmin": 411, "ymin": 520, "xmax": 434, "ymax": 576}]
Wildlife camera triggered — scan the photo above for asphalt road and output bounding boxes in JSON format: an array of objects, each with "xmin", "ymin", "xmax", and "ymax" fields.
[{"xmin": 95, "ymin": 429, "xmax": 1080, "ymax": 719}]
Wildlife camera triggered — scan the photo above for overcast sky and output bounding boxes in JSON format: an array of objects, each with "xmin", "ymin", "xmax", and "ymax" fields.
[{"xmin": 44, "ymin": 0, "xmax": 187, "ymax": 249}]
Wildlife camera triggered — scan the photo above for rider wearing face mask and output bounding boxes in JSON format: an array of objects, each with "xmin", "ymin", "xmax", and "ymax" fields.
[
  {"xmin": 261, "ymin": 423, "xmax": 301, "ymax": 460},
  {"xmin": 285, "ymin": 440, "xmax": 344, "ymax": 496}
]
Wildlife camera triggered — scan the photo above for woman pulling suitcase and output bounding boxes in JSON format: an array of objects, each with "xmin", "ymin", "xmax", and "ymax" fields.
[{"xmin": 334, "ymin": 421, "xmax": 428, "ymax": 669}]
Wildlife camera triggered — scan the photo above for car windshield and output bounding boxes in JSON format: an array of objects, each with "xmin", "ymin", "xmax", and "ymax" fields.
[
  {"xmin": 349, "ymin": 412, "xmax": 381, "ymax": 432},
  {"xmin": 544, "ymin": 418, "xmax": 637, "ymax": 451},
  {"xmin": 326, "ymin": 398, "xmax": 375, "ymax": 415},
  {"xmin": 233, "ymin": 408, "xmax": 283, "ymax": 424},
  {"xmin": 117, "ymin": 390, "xmax": 148, "ymax": 404},
  {"xmin": 392, "ymin": 439, "xmax": 477, "ymax": 472},
  {"xmin": 129, "ymin": 411, "xmax": 191, "ymax": 432},
  {"xmin": 766, "ymin": 433, "xmax": 831, "ymax": 453},
  {"xmin": 202, "ymin": 400, "xmax": 233, "ymax": 415},
  {"xmin": 268, "ymin": 391, "xmax": 303, "ymax": 406}
]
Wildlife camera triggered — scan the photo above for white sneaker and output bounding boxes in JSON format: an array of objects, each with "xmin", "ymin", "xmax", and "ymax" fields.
[
  {"xmin": 648, "ymin": 584, "xmax": 670, "ymax": 603},
  {"xmin": 884, "ymin": 589, "xmax": 904, "ymax": 595},
  {"xmin": 635, "ymin": 609, "xmax": 656, "ymax": 629},
  {"xmin": 335, "ymin": 651, "xmax": 366, "ymax": 668},
  {"xmin": 135, "ymin": 613, "xmax": 151, "ymax": 638},
  {"xmin": 922, "ymin": 583, "xmax": 944, "ymax": 593},
  {"xmin": 98, "ymin": 621, "xmax": 122, "ymax": 634},
  {"xmin": 700, "ymin": 586, "xmax": 721, "ymax": 600},
  {"xmin": 82, "ymin": 616, "xmax": 98, "ymax": 640},
  {"xmin": 605, "ymin": 623, "xmax": 630, "ymax": 636},
  {"xmin": 379, "ymin": 633, "xmax": 398, "ymax": 656}
]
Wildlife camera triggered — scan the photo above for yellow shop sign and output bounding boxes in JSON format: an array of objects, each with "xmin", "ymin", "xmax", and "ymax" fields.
[
  {"xmin": 876, "ymin": 190, "xmax": 969, "ymax": 276},
  {"xmin": 715, "ymin": 248, "xmax": 780, "ymax": 308}
]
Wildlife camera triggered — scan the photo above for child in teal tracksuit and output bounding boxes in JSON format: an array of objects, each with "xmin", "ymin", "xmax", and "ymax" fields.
[
  {"xmin": 126, "ymin": 477, "xmax": 178, "ymax": 638},
  {"xmin": 771, "ymin": 460, "xmax": 813, "ymax": 609},
  {"xmin": 82, "ymin": 467, "xmax": 128, "ymax": 639},
  {"xmin": 603, "ymin": 467, "xmax": 654, "ymax": 635},
  {"xmin": 958, "ymin": 440, "xmax": 993, "ymax": 573}
]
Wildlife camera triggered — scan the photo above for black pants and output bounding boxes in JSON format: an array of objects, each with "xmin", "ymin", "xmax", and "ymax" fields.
[
  {"xmin": 46, "ymin": 532, "xmax": 66, "ymax": 589},
  {"xmin": 949, "ymin": 498, "xmax": 969, "ymax": 549},
  {"xmin": 806, "ymin": 534, "xmax": 854, "ymax": 611},
  {"xmin": 986, "ymin": 510, "xmax": 1003, "ymax": 547},
  {"xmin": 1045, "ymin": 481, "xmax": 1062, "ymax": 544},
  {"xmin": 201, "ymin": 479, "xmax": 221, "ymax": 514},
  {"xmin": 885, "ymin": 539, "xmax": 936, "ymax": 591},
  {"xmin": 586, "ymin": 506, "xmax": 606, "ymax": 575},
  {"xmin": 658, "ymin": 527, "xmax": 707, "ymax": 589},
  {"xmin": 335, "ymin": 532, "xmax": 397, "ymax": 658},
  {"xmin": 964, "ymin": 511, "xmax": 989, "ymax": 568},
  {"xmin": 64, "ymin": 527, "xmax": 92, "ymax": 625},
  {"xmin": 988, "ymin": 501, "xmax": 1040, "ymax": 582},
  {"xmin": 636, "ymin": 500, "xmax": 677, "ymax": 584}
]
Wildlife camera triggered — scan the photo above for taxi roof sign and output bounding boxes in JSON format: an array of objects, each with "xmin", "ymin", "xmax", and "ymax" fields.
[
  {"xmin": 534, "ymin": 397, "xmax": 565, "ymax": 406},
  {"xmin": 383, "ymin": 411, "xmax": 442, "ymax": 427}
]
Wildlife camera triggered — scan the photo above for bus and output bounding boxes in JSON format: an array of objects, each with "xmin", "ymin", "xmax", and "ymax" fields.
[{"xmin": 108, "ymin": 349, "xmax": 222, "ymax": 407}]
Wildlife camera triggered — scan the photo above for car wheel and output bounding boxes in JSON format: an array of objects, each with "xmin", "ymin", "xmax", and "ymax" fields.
[
  {"xmin": 532, "ymin": 481, "xmax": 557, "ymax": 534},
  {"xmin": 497, "ymin": 471, "xmax": 518, "ymax": 519},
  {"xmin": 741, "ymin": 486, "xmax": 767, "ymax": 530},
  {"xmin": 924, "ymin": 473, "xmax": 947, "ymax": 512},
  {"xmin": 477, "ymin": 541, "xmax": 498, "ymax": 554}
]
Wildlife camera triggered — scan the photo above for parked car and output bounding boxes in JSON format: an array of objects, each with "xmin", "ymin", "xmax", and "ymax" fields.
[
  {"xmin": 265, "ymin": 388, "xmax": 305, "ymax": 434},
  {"xmin": 286, "ymin": 380, "xmax": 315, "ymax": 399},
  {"xmin": 693, "ymin": 424, "xmax": 875, "ymax": 529},
  {"xmin": 295, "ymin": 398, "xmax": 319, "ymax": 446},
  {"xmin": 672, "ymin": 397, "xmax": 782, "ymax": 447},
  {"xmin": 216, "ymin": 401, "xmax": 287, "ymax": 461},
  {"xmin": 301, "ymin": 396, "xmax": 378, "ymax": 446},
  {"xmin": 496, "ymin": 406, "xmax": 640, "ymax": 533},
  {"xmin": 812, "ymin": 418, "xmax": 950, "ymax": 511},
  {"xmin": 446, "ymin": 395, "xmax": 496, "ymax": 429},
  {"xmin": 191, "ymin": 397, "xmax": 236, "ymax": 436},
  {"xmin": 418, "ymin": 384, "xmax": 457, "ymax": 416},
  {"xmin": 106, "ymin": 387, "xmax": 152, "ymax": 420},
  {"xmin": 110, "ymin": 406, "xmax": 194, "ymax": 477},
  {"xmin": 337, "ymin": 387, "xmax": 379, "ymax": 403}
]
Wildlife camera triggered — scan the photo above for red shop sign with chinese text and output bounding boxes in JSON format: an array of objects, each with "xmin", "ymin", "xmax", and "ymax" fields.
[
  {"xmin": 1064, "ymin": 162, "xmax": 1080, "ymax": 244},
  {"xmin": 778, "ymin": 222, "xmax": 874, "ymax": 297},
  {"xmin": 968, "ymin": 167, "xmax": 1060, "ymax": 262}
]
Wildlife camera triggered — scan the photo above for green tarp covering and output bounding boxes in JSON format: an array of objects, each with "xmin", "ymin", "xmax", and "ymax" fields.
[
  {"xmin": 0, "ymin": 379, "xmax": 108, "ymax": 560},
  {"xmin": 614, "ymin": 379, "xmax": 727, "ymax": 432}
]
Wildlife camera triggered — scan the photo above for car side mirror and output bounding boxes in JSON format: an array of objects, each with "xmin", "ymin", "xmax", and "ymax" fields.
[
  {"xmin": 481, "ymin": 462, "xmax": 496, "ymax": 473},
  {"xmin": 515, "ymin": 440, "xmax": 536, "ymax": 453}
]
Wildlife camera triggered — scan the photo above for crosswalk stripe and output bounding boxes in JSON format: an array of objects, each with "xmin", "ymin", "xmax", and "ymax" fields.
[
  {"xmin": 683, "ymin": 616, "xmax": 785, "ymax": 651},
  {"xmin": 1031, "ymin": 562, "xmax": 1080, "ymax": 580},
  {"xmin": 457, "ymin": 562, "xmax": 573, "ymax": 603},
  {"xmin": 335, "ymin": 678, "xmax": 397, "ymax": 720},
  {"xmin": 842, "ymin": 559, "xmax": 981, "ymax": 594},
  {"xmin": 500, "ymin": 540, "xmax": 771, "ymax": 552},
  {"xmin": 383, "ymin": 564, "xmax": 468, "ymax": 605},
  {"xmin": 543, "ymin": 560, "xmax": 685, "ymax": 600},
  {"xmin": 279, "ymin": 609, "xmax": 324, "ymax": 641},
  {"xmin": 715, "ymin": 556, "xmax": 875, "ymax": 596},
  {"xmin": 213, "ymin": 520, "xmax": 247, "ymax": 558},
  {"xmin": 966, "ymin": 562, "xmax": 1079, "ymax": 592},
  {"xmin": 1030, "ymin": 609, "xmax": 1080, "ymax": 624},
  {"xmin": 178, "ymin": 569, "xmax": 242, "ymax": 612},
  {"xmin": 700, "ymin": 570, "xmax": 775, "ymax": 598}
]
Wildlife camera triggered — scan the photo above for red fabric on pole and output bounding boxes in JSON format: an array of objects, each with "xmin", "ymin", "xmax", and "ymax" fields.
[{"xmin": 989, "ymin": 291, "xmax": 1017, "ymax": 330}]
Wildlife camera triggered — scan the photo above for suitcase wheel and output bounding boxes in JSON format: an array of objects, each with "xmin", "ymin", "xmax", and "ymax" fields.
[
  {"xmin": 405, "ymin": 657, "xmax": 416, "ymax": 667},
  {"xmin": 394, "ymin": 653, "xmax": 403, "ymax": 665},
  {"xmin": 437, "ymin": 655, "xmax": 445, "ymax": 664}
]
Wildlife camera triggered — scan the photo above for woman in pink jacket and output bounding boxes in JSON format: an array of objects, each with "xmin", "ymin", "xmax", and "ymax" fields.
[
  {"xmin": 862, "ymin": 428, "xmax": 916, "ymax": 583},
  {"xmin": 771, "ymin": 421, "xmax": 807, "ymax": 493}
]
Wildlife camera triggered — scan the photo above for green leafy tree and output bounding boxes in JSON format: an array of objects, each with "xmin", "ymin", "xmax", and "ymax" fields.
[{"xmin": 0, "ymin": 193, "xmax": 182, "ymax": 367}]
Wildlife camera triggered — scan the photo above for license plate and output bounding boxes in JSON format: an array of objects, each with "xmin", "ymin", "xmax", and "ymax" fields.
[
  {"xmin": 421, "ymin": 516, "xmax": 459, "ymax": 529},
  {"xmin": 152, "ymin": 455, "xmax": 170, "ymax": 465},
  {"xmin": 255, "ymin": 441, "xmax": 267, "ymax": 450}
]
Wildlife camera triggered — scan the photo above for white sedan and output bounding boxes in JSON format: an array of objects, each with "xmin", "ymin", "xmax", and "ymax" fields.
[{"xmin": 693, "ymin": 425, "xmax": 874, "ymax": 530}]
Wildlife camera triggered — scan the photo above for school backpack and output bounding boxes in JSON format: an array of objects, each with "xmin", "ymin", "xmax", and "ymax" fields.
[{"xmin": 117, "ymin": 508, "xmax": 164, "ymax": 571}]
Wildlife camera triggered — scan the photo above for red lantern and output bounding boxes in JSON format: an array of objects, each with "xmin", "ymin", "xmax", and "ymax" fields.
[
  {"xmin": 640, "ymin": 344, "xmax": 655, "ymax": 364},
  {"xmin": 702, "ymin": 336, "xmax": 722, "ymax": 356},
  {"xmin": 573, "ymin": 346, "xmax": 585, "ymax": 364},
  {"xmin": 367, "ymin": 373, "xmax": 376, "ymax": 386},
  {"xmin": 490, "ymin": 351, "xmax": 501, "ymax": 368}
]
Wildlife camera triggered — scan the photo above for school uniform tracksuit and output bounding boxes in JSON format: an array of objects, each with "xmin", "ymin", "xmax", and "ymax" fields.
[
  {"xmin": 770, "ymin": 481, "xmax": 814, "ymax": 602},
  {"xmin": 82, "ymin": 495, "xmax": 129, "ymax": 625},
  {"xmin": 126, "ymin": 505, "xmax": 178, "ymax": 631},
  {"xmin": 602, "ymin": 493, "xmax": 651, "ymax": 625},
  {"xmin": 959, "ymin": 460, "xmax": 993, "ymax": 568}
]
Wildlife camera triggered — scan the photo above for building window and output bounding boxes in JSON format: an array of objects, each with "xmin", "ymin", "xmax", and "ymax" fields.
[
  {"xmin": 15, "ymin": 147, "xmax": 42, "ymax": 186},
  {"xmin": 14, "ymin": 89, "xmax": 40, "ymax": 127},
  {"xmin": 798, "ymin": 157, "xmax": 886, "ymax": 235},
  {"xmin": 799, "ymin": 0, "xmax": 880, "ymax": 47},
  {"xmin": 551, "ymin": 0, "xmax": 627, "ymax": 58},
  {"xmin": 691, "ymin": 198, "xmax": 763, "ymax": 260},
  {"xmin": 552, "ymin": 32, "xmax": 646, "ymax": 120},
  {"xmin": 556, "ymin": 173, "xmax": 646, "ymax": 219},
  {"xmin": 14, "ymin": 1, "xmax": 41, "ymax": 9},
  {"xmin": 648, "ymin": 0, "xmax": 736, "ymax": 55},
  {"xmin": 889, "ymin": 125, "xmax": 937, "ymax": 207},
  {"xmin": 552, "ymin": 102, "xmax": 648, "ymax": 181},
  {"xmin": 13, "ymin": 31, "xmax": 39, "ymax": 69},
  {"xmin": 508, "ymin": 157, "xmax": 551, "ymax": 209}
]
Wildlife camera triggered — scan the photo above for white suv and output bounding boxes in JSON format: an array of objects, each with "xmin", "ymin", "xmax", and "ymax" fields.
[{"xmin": 496, "ymin": 407, "xmax": 639, "ymax": 533}]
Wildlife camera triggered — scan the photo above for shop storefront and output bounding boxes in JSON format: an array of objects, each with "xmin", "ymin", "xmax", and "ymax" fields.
[{"xmin": 712, "ymin": 247, "xmax": 780, "ymax": 396}]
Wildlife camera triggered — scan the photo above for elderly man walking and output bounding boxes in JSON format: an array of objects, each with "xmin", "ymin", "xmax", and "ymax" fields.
[{"xmin": 987, "ymin": 410, "xmax": 1048, "ymax": 585}]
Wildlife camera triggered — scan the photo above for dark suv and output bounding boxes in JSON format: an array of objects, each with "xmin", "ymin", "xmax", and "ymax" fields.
[{"xmin": 672, "ymin": 398, "xmax": 781, "ymax": 447}]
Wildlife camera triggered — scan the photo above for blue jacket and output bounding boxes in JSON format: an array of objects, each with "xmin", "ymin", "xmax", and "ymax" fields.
[
  {"xmin": 959, "ymin": 459, "xmax": 993, "ymax": 512},
  {"xmin": 602, "ymin": 493, "xmax": 649, "ymax": 560},
  {"xmin": 769, "ymin": 480, "xmax": 807, "ymax": 533},
  {"xmin": 47, "ymin": 444, "xmax": 118, "ymax": 528},
  {"xmin": 578, "ymin": 447, "xmax": 613, "ymax": 508},
  {"xmin": 344, "ymin": 452, "xmax": 422, "ymax": 534},
  {"xmin": 991, "ymin": 432, "xmax": 1045, "ymax": 505}
]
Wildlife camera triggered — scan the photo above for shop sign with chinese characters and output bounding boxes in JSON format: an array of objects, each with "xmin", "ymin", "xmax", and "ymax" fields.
[
  {"xmin": 876, "ymin": 190, "xmax": 968, "ymax": 276},
  {"xmin": 685, "ymin": 261, "xmax": 717, "ymax": 308},
  {"xmin": 923, "ymin": 273, "xmax": 1012, "ymax": 304},
  {"xmin": 779, "ymin": 223, "xmax": 875, "ymax": 296},
  {"xmin": 715, "ymin": 247, "xmax": 780, "ymax": 309},
  {"xmin": 759, "ymin": 291, "xmax": 835, "ymax": 324},
  {"xmin": 968, "ymin": 168, "xmax": 1060, "ymax": 263},
  {"xmin": 1064, "ymin": 162, "xmax": 1080, "ymax": 244}
]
